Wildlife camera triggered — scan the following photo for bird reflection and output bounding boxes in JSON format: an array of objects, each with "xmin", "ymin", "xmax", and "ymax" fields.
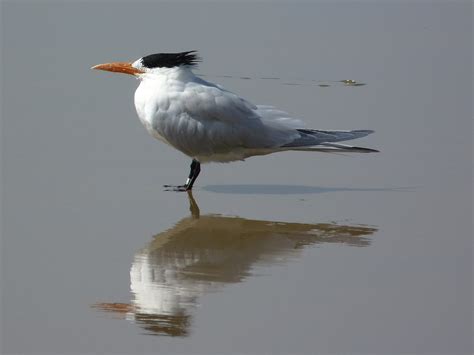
[{"xmin": 93, "ymin": 192, "xmax": 377, "ymax": 337}]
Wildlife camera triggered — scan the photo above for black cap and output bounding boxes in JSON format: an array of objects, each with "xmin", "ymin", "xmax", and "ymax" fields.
[{"xmin": 140, "ymin": 51, "xmax": 200, "ymax": 69}]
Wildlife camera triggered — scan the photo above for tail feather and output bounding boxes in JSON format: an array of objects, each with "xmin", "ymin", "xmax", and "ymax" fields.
[
  {"xmin": 297, "ymin": 129, "xmax": 374, "ymax": 141},
  {"xmin": 282, "ymin": 129, "xmax": 378, "ymax": 153},
  {"xmin": 319, "ymin": 142, "xmax": 379, "ymax": 153},
  {"xmin": 290, "ymin": 145, "xmax": 378, "ymax": 153}
]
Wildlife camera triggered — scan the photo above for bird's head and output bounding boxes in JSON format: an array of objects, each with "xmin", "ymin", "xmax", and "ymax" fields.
[{"xmin": 91, "ymin": 51, "xmax": 200, "ymax": 77}]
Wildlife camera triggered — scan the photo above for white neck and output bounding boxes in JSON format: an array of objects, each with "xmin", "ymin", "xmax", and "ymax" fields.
[{"xmin": 139, "ymin": 66, "xmax": 196, "ymax": 82}]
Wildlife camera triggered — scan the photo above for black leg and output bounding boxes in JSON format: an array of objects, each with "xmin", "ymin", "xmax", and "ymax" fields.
[
  {"xmin": 185, "ymin": 160, "xmax": 201, "ymax": 190},
  {"xmin": 164, "ymin": 159, "xmax": 201, "ymax": 192}
]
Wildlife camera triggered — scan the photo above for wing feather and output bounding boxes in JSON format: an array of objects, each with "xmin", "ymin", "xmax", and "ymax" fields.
[{"xmin": 179, "ymin": 82, "xmax": 298, "ymax": 149}]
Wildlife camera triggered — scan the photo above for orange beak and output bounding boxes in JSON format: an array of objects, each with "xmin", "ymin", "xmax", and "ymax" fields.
[{"xmin": 91, "ymin": 62, "xmax": 144, "ymax": 76}]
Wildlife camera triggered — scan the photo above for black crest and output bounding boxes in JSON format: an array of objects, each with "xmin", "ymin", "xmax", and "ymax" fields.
[{"xmin": 140, "ymin": 51, "xmax": 200, "ymax": 69}]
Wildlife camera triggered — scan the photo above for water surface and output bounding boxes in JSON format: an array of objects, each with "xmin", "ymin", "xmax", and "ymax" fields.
[{"xmin": 93, "ymin": 192, "xmax": 376, "ymax": 337}]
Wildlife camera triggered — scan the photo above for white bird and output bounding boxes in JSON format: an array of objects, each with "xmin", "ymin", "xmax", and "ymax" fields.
[{"xmin": 92, "ymin": 51, "xmax": 377, "ymax": 191}]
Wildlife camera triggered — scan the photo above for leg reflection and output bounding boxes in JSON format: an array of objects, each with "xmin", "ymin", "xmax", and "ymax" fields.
[{"xmin": 187, "ymin": 190, "xmax": 200, "ymax": 219}]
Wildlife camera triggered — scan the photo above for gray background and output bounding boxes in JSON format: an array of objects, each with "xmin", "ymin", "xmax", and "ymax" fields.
[{"xmin": 1, "ymin": 1, "xmax": 472, "ymax": 354}]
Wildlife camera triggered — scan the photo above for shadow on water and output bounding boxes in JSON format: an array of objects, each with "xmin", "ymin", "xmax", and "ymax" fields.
[
  {"xmin": 93, "ymin": 192, "xmax": 377, "ymax": 337},
  {"xmin": 202, "ymin": 184, "xmax": 401, "ymax": 195}
]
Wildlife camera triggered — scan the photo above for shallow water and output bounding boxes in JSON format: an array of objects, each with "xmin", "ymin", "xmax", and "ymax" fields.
[
  {"xmin": 93, "ymin": 192, "xmax": 376, "ymax": 338},
  {"xmin": 1, "ymin": 2, "xmax": 472, "ymax": 355}
]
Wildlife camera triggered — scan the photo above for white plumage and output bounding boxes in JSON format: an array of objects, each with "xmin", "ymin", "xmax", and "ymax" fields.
[
  {"xmin": 93, "ymin": 51, "xmax": 377, "ymax": 190},
  {"xmin": 133, "ymin": 66, "xmax": 374, "ymax": 163}
]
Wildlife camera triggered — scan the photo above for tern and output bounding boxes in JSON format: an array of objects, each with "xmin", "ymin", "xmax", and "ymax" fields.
[{"xmin": 92, "ymin": 51, "xmax": 377, "ymax": 191}]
